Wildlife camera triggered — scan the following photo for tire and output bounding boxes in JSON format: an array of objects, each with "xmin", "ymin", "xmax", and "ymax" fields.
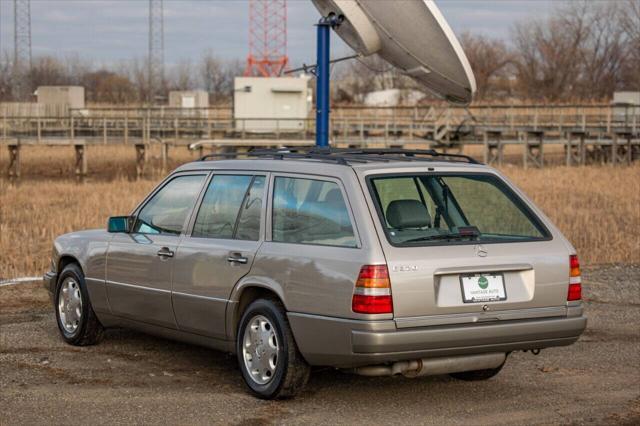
[
  {"xmin": 236, "ymin": 298, "xmax": 310, "ymax": 399},
  {"xmin": 449, "ymin": 358, "xmax": 506, "ymax": 381},
  {"xmin": 54, "ymin": 263, "xmax": 104, "ymax": 346}
]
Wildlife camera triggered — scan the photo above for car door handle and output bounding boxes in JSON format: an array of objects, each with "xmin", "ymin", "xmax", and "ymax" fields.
[
  {"xmin": 157, "ymin": 247, "xmax": 174, "ymax": 258},
  {"xmin": 227, "ymin": 253, "xmax": 248, "ymax": 264}
]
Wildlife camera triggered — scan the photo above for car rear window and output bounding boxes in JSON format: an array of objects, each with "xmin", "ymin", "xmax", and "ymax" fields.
[{"xmin": 369, "ymin": 173, "xmax": 549, "ymax": 246}]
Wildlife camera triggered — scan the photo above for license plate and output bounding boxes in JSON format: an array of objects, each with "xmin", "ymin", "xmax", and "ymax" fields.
[{"xmin": 460, "ymin": 273, "xmax": 507, "ymax": 303}]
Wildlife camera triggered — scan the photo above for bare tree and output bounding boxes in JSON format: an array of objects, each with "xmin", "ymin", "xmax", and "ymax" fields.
[
  {"xmin": 167, "ymin": 59, "xmax": 196, "ymax": 92},
  {"xmin": 511, "ymin": 2, "xmax": 589, "ymax": 101},
  {"xmin": 575, "ymin": 1, "xmax": 628, "ymax": 98},
  {"xmin": 200, "ymin": 51, "xmax": 242, "ymax": 103},
  {"xmin": 0, "ymin": 52, "xmax": 13, "ymax": 101},
  {"xmin": 459, "ymin": 32, "xmax": 512, "ymax": 100},
  {"xmin": 119, "ymin": 58, "xmax": 149, "ymax": 104},
  {"xmin": 618, "ymin": 0, "xmax": 640, "ymax": 90},
  {"xmin": 82, "ymin": 70, "xmax": 136, "ymax": 104},
  {"xmin": 511, "ymin": 0, "xmax": 634, "ymax": 101}
]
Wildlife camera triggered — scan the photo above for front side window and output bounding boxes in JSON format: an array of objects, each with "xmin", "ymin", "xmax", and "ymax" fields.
[
  {"xmin": 134, "ymin": 174, "xmax": 206, "ymax": 235},
  {"xmin": 370, "ymin": 173, "xmax": 548, "ymax": 246},
  {"xmin": 192, "ymin": 175, "xmax": 253, "ymax": 239},
  {"xmin": 272, "ymin": 177, "xmax": 357, "ymax": 247}
]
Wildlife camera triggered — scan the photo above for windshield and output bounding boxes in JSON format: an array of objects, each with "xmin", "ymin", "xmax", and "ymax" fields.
[{"xmin": 369, "ymin": 173, "xmax": 549, "ymax": 246}]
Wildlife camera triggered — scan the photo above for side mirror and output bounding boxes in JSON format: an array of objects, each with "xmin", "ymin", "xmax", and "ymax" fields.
[{"xmin": 108, "ymin": 216, "xmax": 133, "ymax": 233}]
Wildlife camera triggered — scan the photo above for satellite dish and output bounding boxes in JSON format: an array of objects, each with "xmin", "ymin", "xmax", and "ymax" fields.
[{"xmin": 311, "ymin": 0, "xmax": 476, "ymax": 105}]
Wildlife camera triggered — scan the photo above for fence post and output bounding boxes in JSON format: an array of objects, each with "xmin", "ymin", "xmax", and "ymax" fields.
[
  {"xmin": 124, "ymin": 113, "xmax": 129, "ymax": 144},
  {"xmin": 103, "ymin": 116, "xmax": 107, "ymax": 144},
  {"xmin": 2, "ymin": 105, "xmax": 6, "ymax": 140},
  {"xmin": 8, "ymin": 142, "xmax": 21, "ymax": 179},
  {"xmin": 74, "ymin": 143, "xmax": 88, "ymax": 180},
  {"xmin": 483, "ymin": 131, "xmax": 489, "ymax": 164}
]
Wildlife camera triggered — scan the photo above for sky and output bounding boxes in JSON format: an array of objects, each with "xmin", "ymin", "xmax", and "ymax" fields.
[{"xmin": 0, "ymin": 0, "xmax": 559, "ymax": 69}]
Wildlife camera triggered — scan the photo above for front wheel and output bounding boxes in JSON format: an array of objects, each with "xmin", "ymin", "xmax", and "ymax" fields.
[
  {"xmin": 54, "ymin": 263, "xmax": 104, "ymax": 346},
  {"xmin": 236, "ymin": 298, "xmax": 310, "ymax": 399}
]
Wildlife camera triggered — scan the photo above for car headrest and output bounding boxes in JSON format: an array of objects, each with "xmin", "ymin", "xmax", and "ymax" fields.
[
  {"xmin": 324, "ymin": 188, "xmax": 344, "ymax": 205},
  {"xmin": 386, "ymin": 200, "xmax": 431, "ymax": 229}
]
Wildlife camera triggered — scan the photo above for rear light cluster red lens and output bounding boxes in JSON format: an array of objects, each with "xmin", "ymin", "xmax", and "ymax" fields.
[
  {"xmin": 352, "ymin": 265, "xmax": 393, "ymax": 314},
  {"xmin": 567, "ymin": 255, "xmax": 582, "ymax": 301}
]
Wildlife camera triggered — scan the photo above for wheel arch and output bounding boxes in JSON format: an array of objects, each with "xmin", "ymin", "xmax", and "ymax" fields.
[
  {"xmin": 58, "ymin": 255, "xmax": 83, "ymax": 276},
  {"xmin": 226, "ymin": 277, "xmax": 287, "ymax": 342}
]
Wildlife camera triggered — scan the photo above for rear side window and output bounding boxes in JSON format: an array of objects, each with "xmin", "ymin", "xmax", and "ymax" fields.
[
  {"xmin": 134, "ymin": 174, "xmax": 206, "ymax": 235},
  {"xmin": 369, "ymin": 173, "xmax": 549, "ymax": 246},
  {"xmin": 235, "ymin": 176, "xmax": 265, "ymax": 241},
  {"xmin": 193, "ymin": 175, "xmax": 253, "ymax": 239},
  {"xmin": 272, "ymin": 177, "xmax": 357, "ymax": 247}
]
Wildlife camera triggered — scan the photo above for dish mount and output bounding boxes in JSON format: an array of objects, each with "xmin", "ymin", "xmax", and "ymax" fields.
[{"xmin": 307, "ymin": 0, "xmax": 477, "ymax": 147}]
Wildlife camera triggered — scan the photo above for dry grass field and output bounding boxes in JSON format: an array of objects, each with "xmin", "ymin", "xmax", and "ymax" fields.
[{"xmin": 1, "ymin": 145, "xmax": 638, "ymax": 279}]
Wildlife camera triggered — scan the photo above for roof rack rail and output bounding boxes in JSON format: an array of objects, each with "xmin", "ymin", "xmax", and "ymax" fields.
[
  {"xmin": 311, "ymin": 147, "xmax": 480, "ymax": 164},
  {"xmin": 199, "ymin": 152, "xmax": 242, "ymax": 161},
  {"xmin": 199, "ymin": 147, "xmax": 480, "ymax": 165}
]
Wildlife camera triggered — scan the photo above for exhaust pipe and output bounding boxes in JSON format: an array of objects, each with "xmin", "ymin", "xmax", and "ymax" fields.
[{"xmin": 351, "ymin": 353, "xmax": 506, "ymax": 377}]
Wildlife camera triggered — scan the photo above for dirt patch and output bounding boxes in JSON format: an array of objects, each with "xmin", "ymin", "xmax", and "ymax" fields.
[{"xmin": 1, "ymin": 266, "xmax": 639, "ymax": 425}]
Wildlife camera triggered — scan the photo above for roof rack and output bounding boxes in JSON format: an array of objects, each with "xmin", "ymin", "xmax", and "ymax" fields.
[{"xmin": 199, "ymin": 147, "xmax": 480, "ymax": 165}]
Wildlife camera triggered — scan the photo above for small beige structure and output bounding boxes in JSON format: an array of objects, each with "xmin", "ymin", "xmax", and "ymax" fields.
[
  {"xmin": 612, "ymin": 91, "xmax": 640, "ymax": 123},
  {"xmin": 35, "ymin": 86, "xmax": 85, "ymax": 116},
  {"xmin": 233, "ymin": 76, "xmax": 312, "ymax": 133},
  {"xmin": 37, "ymin": 86, "xmax": 85, "ymax": 109},
  {"xmin": 168, "ymin": 90, "xmax": 209, "ymax": 109}
]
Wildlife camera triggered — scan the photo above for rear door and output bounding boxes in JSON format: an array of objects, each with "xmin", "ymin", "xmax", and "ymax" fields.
[
  {"xmin": 106, "ymin": 173, "xmax": 207, "ymax": 328},
  {"xmin": 364, "ymin": 170, "xmax": 571, "ymax": 325},
  {"xmin": 171, "ymin": 173, "xmax": 267, "ymax": 338}
]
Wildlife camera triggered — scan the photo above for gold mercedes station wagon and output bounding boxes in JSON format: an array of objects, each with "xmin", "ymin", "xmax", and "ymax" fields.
[{"xmin": 45, "ymin": 148, "xmax": 586, "ymax": 399}]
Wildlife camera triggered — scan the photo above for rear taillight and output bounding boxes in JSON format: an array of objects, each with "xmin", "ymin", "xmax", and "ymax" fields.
[
  {"xmin": 567, "ymin": 255, "xmax": 582, "ymax": 301},
  {"xmin": 352, "ymin": 265, "xmax": 393, "ymax": 314}
]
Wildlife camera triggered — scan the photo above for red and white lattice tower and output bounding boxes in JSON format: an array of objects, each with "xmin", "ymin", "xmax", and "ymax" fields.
[{"xmin": 244, "ymin": 0, "xmax": 288, "ymax": 77}]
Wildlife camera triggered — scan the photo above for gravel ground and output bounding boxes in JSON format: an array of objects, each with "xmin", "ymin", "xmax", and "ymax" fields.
[{"xmin": 1, "ymin": 265, "xmax": 638, "ymax": 425}]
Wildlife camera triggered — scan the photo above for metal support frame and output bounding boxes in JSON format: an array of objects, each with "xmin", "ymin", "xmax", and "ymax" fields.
[
  {"xmin": 135, "ymin": 143, "xmax": 148, "ymax": 179},
  {"xmin": 74, "ymin": 143, "xmax": 87, "ymax": 180},
  {"xmin": 483, "ymin": 130, "xmax": 503, "ymax": 166},
  {"xmin": 521, "ymin": 130, "xmax": 544, "ymax": 169},
  {"xmin": 13, "ymin": 0, "xmax": 33, "ymax": 100},
  {"xmin": 7, "ymin": 143, "xmax": 21, "ymax": 178},
  {"xmin": 148, "ymin": 0, "xmax": 165, "ymax": 104},
  {"xmin": 609, "ymin": 132, "xmax": 633, "ymax": 166},
  {"xmin": 315, "ymin": 14, "xmax": 343, "ymax": 148},
  {"xmin": 565, "ymin": 130, "xmax": 586, "ymax": 166}
]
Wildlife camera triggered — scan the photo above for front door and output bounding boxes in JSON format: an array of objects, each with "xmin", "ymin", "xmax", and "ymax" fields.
[
  {"xmin": 105, "ymin": 173, "xmax": 207, "ymax": 328},
  {"xmin": 172, "ymin": 174, "xmax": 266, "ymax": 338}
]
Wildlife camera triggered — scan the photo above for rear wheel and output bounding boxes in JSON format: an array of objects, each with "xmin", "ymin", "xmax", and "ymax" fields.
[
  {"xmin": 449, "ymin": 358, "xmax": 506, "ymax": 381},
  {"xmin": 54, "ymin": 263, "xmax": 104, "ymax": 346},
  {"xmin": 236, "ymin": 298, "xmax": 310, "ymax": 399}
]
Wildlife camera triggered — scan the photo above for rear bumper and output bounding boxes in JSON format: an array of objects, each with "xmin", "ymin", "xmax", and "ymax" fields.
[{"xmin": 288, "ymin": 312, "xmax": 587, "ymax": 368}]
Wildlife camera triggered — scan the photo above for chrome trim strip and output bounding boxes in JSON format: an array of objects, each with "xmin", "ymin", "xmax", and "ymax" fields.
[
  {"xmin": 433, "ymin": 263, "xmax": 533, "ymax": 276},
  {"xmin": 106, "ymin": 280, "xmax": 171, "ymax": 294},
  {"xmin": 395, "ymin": 306, "xmax": 568, "ymax": 329},
  {"xmin": 172, "ymin": 291, "xmax": 228, "ymax": 303}
]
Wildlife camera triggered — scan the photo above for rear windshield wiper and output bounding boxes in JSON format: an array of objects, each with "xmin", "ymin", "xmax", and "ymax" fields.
[{"xmin": 402, "ymin": 226, "xmax": 480, "ymax": 243}]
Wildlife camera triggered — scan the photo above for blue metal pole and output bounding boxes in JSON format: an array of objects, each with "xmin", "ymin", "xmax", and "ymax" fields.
[{"xmin": 315, "ymin": 19, "xmax": 331, "ymax": 147}]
